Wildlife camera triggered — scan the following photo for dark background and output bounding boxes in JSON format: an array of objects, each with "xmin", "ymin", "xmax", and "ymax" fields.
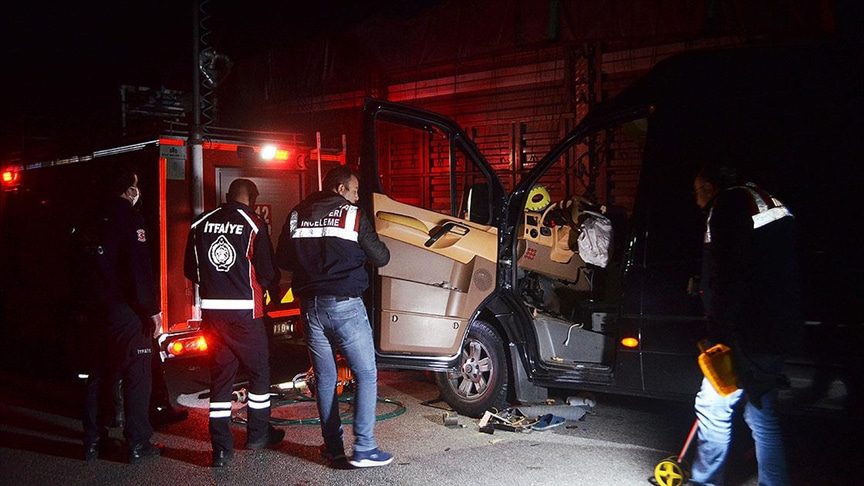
[
  {"xmin": 0, "ymin": 1, "xmax": 439, "ymax": 160},
  {"xmin": 4, "ymin": 0, "xmax": 862, "ymax": 164}
]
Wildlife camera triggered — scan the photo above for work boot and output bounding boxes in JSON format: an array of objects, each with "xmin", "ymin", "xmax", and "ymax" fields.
[
  {"xmin": 129, "ymin": 441, "xmax": 162, "ymax": 464},
  {"xmin": 212, "ymin": 449, "xmax": 234, "ymax": 467},
  {"xmin": 83, "ymin": 427, "xmax": 110, "ymax": 461},
  {"xmin": 84, "ymin": 442, "xmax": 100, "ymax": 462},
  {"xmin": 320, "ymin": 443, "xmax": 347, "ymax": 462},
  {"xmin": 245, "ymin": 427, "xmax": 285, "ymax": 450}
]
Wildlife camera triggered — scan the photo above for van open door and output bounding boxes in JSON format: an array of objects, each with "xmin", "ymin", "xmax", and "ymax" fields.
[{"xmin": 361, "ymin": 102, "xmax": 505, "ymax": 362}]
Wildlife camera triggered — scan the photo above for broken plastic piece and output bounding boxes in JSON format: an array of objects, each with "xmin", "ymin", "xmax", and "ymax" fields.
[{"xmin": 531, "ymin": 414, "xmax": 566, "ymax": 431}]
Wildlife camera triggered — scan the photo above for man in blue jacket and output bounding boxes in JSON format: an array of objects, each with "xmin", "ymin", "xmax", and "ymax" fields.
[{"xmin": 276, "ymin": 166, "xmax": 392, "ymax": 468}]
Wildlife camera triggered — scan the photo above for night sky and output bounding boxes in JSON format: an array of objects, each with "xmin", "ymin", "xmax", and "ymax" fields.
[
  {"xmin": 3, "ymin": 0, "xmax": 857, "ymax": 160},
  {"xmin": 0, "ymin": 1, "xmax": 188, "ymax": 154},
  {"xmin": 0, "ymin": 1, "xmax": 424, "ymax": 158}
]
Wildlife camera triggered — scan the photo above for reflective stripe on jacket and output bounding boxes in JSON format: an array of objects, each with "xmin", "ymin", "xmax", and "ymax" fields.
[
  {"xmin": 704, "ymin": 183, "xmax": 792, "ymax": 243},
  {"xmin": 275, "ymin": 191, "xmax": 389, "ymax": 298}
]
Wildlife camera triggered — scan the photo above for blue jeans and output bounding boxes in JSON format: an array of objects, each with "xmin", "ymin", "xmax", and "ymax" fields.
[
  {"xmin": 691, "ymin": 378, "xmax": 789, "ymax": 486},
  {"xmin": 302, "ymin": 296, "xmax": 379, "ymax": 452}
]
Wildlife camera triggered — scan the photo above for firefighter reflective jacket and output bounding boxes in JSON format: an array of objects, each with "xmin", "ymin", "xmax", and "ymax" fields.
[
  {"xmin": 700, "ymin": 183, "xmax": 803, "ymax": 356},
  {"xmin": 184, "ymin": 201, "xmax": 279, "ymax": 319},
  {"xmin": 275, "ymin": 191, "xmax": 389, "ymax": 298}
]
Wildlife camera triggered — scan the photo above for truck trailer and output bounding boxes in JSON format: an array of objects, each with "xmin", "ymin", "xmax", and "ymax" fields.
[{"xmin": 0, "ymin": 128, "xmax": 345, "ymax": 377}]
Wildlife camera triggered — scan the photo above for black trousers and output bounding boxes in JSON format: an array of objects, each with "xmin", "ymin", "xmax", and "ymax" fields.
[
  {"xmin": 83, "ymin": 305, "xmax": 153, "ymax": 448},
  {"xmin": 205, "ymin": 310, "xmax": 271, "ymax": 452}
]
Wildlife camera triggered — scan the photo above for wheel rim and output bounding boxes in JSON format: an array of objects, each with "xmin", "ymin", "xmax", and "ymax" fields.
[
  {"xmin": 654, "ymin": 459, "xmax": 685, "ymax": 486},
  {"xmin": 447, "ymin": 338, "xmax": 494, "ymax": 402}
]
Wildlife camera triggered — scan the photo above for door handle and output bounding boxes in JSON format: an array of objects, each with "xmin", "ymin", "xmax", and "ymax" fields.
[{"xmin": 424, "ymin": 221, "xmax": 469, "ymax": 247}]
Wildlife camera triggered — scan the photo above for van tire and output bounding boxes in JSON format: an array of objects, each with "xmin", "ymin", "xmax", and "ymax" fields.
[{"xmin": 435, "ymin": 320, "xmax": 508, "ymax": 418}]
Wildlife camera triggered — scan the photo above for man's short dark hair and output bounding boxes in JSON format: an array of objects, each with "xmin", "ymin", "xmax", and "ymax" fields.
[
  {"xmin": 227, "ymin": 178, "xmax": 259, "ymax": 202},
  {"xmin": 322, "ymin": 166, "xmax": 357, "ymax": 192},
  {"xmin": 105, "ymin": 165, "xmax": 137, "ymax": 197},
  {"xmin": 697, "ymin": 162, "xmax": 740, "ymax": 190}
]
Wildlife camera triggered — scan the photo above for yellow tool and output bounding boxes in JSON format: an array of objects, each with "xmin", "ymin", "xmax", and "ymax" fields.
[
  {"xmin": 697, "ymin": 341, "xmax": 738, "ymax": 396},
  {"xmin": 653, "ymin": 420, "xmax": 698, "ymax": 486},
  {"xmin": 653, "ymin": 341, "xmax": 739, "ymax": 485}
]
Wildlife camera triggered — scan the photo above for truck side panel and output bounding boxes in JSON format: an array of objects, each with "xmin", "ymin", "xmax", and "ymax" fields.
[{"xmin": 0, "ymin": 146, "xmax": 161, "ymax": 378}]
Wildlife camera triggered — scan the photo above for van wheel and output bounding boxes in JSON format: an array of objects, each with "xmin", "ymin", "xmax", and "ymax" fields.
[{"xmin": 435, "ymin": 320, "xmax": 508, "ymax": 418}]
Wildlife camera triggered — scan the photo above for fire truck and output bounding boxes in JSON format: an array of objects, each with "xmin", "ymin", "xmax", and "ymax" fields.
[{"xmin": 0, "ymin": 128, "xmax": 345, "ymax": 375}]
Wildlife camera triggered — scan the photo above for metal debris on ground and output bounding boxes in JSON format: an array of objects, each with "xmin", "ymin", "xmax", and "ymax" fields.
[
  {"xmin": 477, "ymin": 407, "xmax": 539, "ymax": 433},
  {"xmin": 443, "ymin": 411, "xmax": 461, "ymax": 428}
]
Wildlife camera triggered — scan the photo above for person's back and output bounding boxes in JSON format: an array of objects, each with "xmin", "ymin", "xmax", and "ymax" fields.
[
  {"xmin": 184, "ymin": 178, "xmax": 283, "ymax": 467},
  {"xmin": 692, "ymin": 166, "xmax": 797, "ymax": 486},
  {"xmin": 276, "ymin": 166, "xmax": 393, "ymax": 468},
  {"xmin": 279, "ymin": 190, "xmax": 385, "ymax": 298},
  {"xmin": 187, "ymin": 200, "xmax": 271, "ymax": 317},
  {"xmin": 69, "ymin": 203, "xmax": 111, "ymax": 315},
  {"xmin": 702, "ymin": 182, "xmax": 803, "ymax": 357}
]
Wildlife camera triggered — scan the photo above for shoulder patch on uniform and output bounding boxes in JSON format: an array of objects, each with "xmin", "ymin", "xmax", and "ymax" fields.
[{"xmin": 137, "ymin": 229, "xmax": 146, "ymax": 242}]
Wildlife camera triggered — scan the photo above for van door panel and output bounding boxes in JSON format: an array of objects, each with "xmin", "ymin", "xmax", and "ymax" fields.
[
  {"xmin": 379, "ymin": 311, "xmax": 463, "ymax": 354},
  {"xmin": 373, "ymin": 193, "xmax": 497, "ymax": 357},
  {"xmin": 378, "ymin": 238, "xmax": 456, "ymax": 286},
  {"xmin": 381, "ymin": 276, "xmax": 454, "ymax": 315},
  {"xmin": 374, "ymin": 193, "xmax": 497, "ymax": 263}
]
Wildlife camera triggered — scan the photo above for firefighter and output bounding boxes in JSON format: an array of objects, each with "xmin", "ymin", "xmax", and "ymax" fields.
[
  {"xmin": 82, "ymin": 166, "xmax": 162, "ymax": 463},
  {"xmin": 690, "ymin": 163, "xmax": 802, "ymax": 486},
  {"xmin": 275, "ymin": 166, "xmax": 393, "ymax": 468},
  {"xmin": 184, "ymin": 179, "xmax": 284, "ymax": 468}
]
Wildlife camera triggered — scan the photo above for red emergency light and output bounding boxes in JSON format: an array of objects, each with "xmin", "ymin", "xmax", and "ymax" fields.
[
  {"xmin": 259, "ymin": 144, "xmax": 290, "ymax": 161},
  {"xmin": 238, "ymin": 144, "xmax": 292, "ymax": 164},
  {"xmin": 2, "ymin": 170, "xmax": 18, "ymax": 184},
  {"xmin": 166, "ymin": 335, "xmax": 208, "ymax": 357}
]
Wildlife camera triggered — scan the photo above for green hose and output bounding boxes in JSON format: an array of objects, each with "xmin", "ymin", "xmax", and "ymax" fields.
[{"xmin": 231, "ymin": 390, "xmax": 407, "ymax": 426}]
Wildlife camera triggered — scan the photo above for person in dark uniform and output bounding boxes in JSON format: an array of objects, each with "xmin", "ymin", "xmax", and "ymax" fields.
[
  {"xmin": 184, "ymin": 178, "xmax": 284, "ymax": 468},
  {"xmin": 690, "ymin": 163, "xmax": 802, "ymax": 486},
  {"xmin": 81, "ymin": 166, "xmax": 162, "ymax": 463},
  {"xmin": 103, "ymin": 344, "xmax": 189, "ymax": 431},
  {"xmin": 275, "ymin": 166, "xmax": 392, "ymax": 468}
]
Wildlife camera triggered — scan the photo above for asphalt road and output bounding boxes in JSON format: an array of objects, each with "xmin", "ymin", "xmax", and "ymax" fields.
[{"xmin": 1, "ymin": 347, "xmax": 861, "ymax": 486}]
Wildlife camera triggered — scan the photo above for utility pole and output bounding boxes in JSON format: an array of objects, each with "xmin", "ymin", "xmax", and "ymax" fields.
[
  {"xmin": 190, "ymin": 0, "xmax": 204, "ymax": 321},
  {"xmin": 191, "ymin": 0, "xmax": 204, "ymax": 218}
]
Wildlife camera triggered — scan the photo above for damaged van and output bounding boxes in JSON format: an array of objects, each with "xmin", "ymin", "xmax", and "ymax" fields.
[{"xmin": 359, "ymin": 42, "xmax": 862, "ymax": 417}]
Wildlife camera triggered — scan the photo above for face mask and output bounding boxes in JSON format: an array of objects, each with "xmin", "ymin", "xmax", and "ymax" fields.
[{"xmin": 130, "ymin": 186, "xmax": 140, "ymax": 206}]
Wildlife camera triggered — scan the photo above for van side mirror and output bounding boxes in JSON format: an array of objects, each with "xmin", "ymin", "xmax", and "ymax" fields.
[{"xmin": 465, "ymin": 183, "xmax": 491, "ymax": 224}]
